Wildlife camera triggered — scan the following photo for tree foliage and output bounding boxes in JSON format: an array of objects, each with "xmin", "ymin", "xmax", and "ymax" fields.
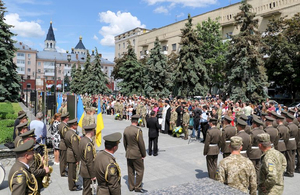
[
  {"xmin": 112, "ymin": 53, "xmax": 127, "ymax": 80},
  {"xmin": 196, "ymin": 17, "xmax": 228, "ymax": 92},
  {"xmin": 174, "ymin": 14, "xmax": 209, "ymax": 97},
  {"xmin": 84, "ymin": 48, "xmax": 110, "ymax": 95},
  {"xmin": 63, "ymin": 73, "xmax": 70, "ymax": 92},
  {"xmin": 117, "ymin": 41, "xmax": 144, "ymax": 96},
  {"xmin": 80, "ymin": 51, "xmax": 92, "ymax": 94},
  {"xmin": 70, "ymin": 63, "xmax": 82, "ymax": 94},
  {"xmin": 144, "ymin": 37, "xmax": 171, "ymax": 97},
  {"xmin": 263, "ymin": 13, "xmax": 300, "ymax": 100},
  {"xmin": 223, "ymin": 0, "xmax": 268, "ymax": 103},
  {"xmin": 0, "ymin": 1, "xmax": 21, "ymax": 101}
]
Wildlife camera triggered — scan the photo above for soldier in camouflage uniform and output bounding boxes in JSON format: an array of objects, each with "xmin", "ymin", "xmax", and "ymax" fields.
[
  {"xmin": 296, "ymin": 112, "xmax": 300, "ymax": 173},
  {"xmin": 140, "ymin": 102, "xmax": 147, "ymax": 127},
  {"xmin": 82, "ymin": 108, "xmax": 91, "ymax": 135},
  {"xmin": 169, "ymin": 107, "xmax": 177, "ymax": 133},
  {"xmin": 258, "ymin": 133, "xmax": 287, "ymax": 195},
  {"xmin": 182, "ymin": 107, "xmax": 190, "ymax": 140},
  {"xmin": 216, "ymin": 136, "xmax": 257, "ymax": 195}
]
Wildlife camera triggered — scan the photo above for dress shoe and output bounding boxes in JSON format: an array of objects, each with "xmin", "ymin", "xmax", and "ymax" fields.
[
  {"xmin": 135, "ymin": 188, "xmax": 148, "ymax": 193},
  {"xmin": 153, "ymin": 154, "xmax": 158, "ymax": 156},
  {"xmin": 295, "ymin": 169, "xmax": 300, "ymax": 173},
  {"xmin": 148, "ymin": 153, "xmax": 152, "ymax": 156},
  {"xmin": 284, "ymin": 172, "xmax": 294, "ymax": 177},
  {"xmin": 71, "ymin": 186, "xmax": 82, "ymax": 191},
  {"xmin": 61, "ymin": 173, "xmax": 68, "ymax": 177}
]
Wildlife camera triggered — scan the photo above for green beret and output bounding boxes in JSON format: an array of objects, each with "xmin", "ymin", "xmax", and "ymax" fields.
[
  {"xmin": 68, "ymin": 118, "xmax": 78, "ymax": 125},
  {"xmin": 224, "ymin": 115, "xmax": 232, "ymax": 122},
  {"xmin": 13, "ymin": 139, "xmax": 35, "ymax": 153},
  {"xmin": 61, "ymin": 112, "xmax": 70, "ymax": 118},
  {"xmin": 237, "ymin": 118, "xmax": 247, "ymax": 126},
  {"xmin": 17, "ymin": 113, "xmax": 27, "ymax": 119},
  {"xmin": 131, "ymin": 115, "xmax": 140, "ymax": 120},
  {"xmin": 252, "ymin": 117, "xmax": 263, "ymax": 125},
  {"xmin": 209, "ymin": 118, "xmax": 217, "ymax": 122},
  {"xmin": 83, "ymin": 124, "xmax": 96, "ymax": 131},
  {"xmin": 103, "ymin": 132, "xmax": 122, "ymax": 144},
  {"xmin": 19, "ymin": 129, "xmax": 36, "ymax": 138},
  {"xmin": 286, "ymin": 113, "xmax": 295, "ymax": 119},
  {"xmin": 276, "ymin": 114, "xmax": 285, "ymax": 120},
  {"xmin": 230, "ymin": 136, "xmax": 243, "ymax": 147},
  {"xmin": 239, "ymin": 114, "xmax": 248, "ymax": 121},
  {"xmin": 265, "ymin": 116, "xmax": 275, "ymax": 121},
  {"xmin": 257, "ymin": 133, "xmax": 271, "ymax": 143},
  {"xmin": 16, "ymin": 122, "xmax": 28, "ymax": 130}
]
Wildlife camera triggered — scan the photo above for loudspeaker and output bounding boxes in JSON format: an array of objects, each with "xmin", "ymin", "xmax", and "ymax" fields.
[{"xmin": 46, "ymin": 95, "xmax": 55, "ymax": 109}]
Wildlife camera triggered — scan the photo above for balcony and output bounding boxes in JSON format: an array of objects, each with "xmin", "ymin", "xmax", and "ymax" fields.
[
  {"xmin": 44, "ymin": 65, "xmax": 54, "ymax": 69},
  {"xmin": 45, "ymin": 72, "xmax": 55, "ymax": 76},
  {"xmin": 17, "ymin": 70, "xmax": 25, "ymax": 75}
]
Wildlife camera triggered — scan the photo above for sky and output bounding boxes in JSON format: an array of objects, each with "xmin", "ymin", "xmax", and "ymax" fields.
[{"xmin": 4, "ymin": 0, "xmax": 241, "ymax": 62}]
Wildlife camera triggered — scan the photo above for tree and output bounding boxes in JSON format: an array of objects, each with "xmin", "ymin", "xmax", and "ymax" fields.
[
  {"xmin": 85, "ymin": 48, "xmax": 110, "ymax": 95},
  {"xmin": 174, "ymin": 14, "xmax": 209, "ymax": 97},
  {"xmin": 196, "ymin": 17, "xmax": 228, "ymax": 93},
  {"xmin": 144, "ymin": 37, "xmax": 171, "ymax": 97},
  {"xmin": 223, "ymin": 0, "xmax": 268, "ymax": 103},
  {"xmin": 118, "ymin": 41, "xmax": 144, "ymax": 96},
  {"xmin": 263, "ymin": 14, "xmax": 300, "ymax": 100},
  {"xmin": 0, "ymin": 1, "xmax": 21, "ymax": 101},
  {"xmin": 112, "ymin": 53, "xmax": 127, "ymax": 80},
  {"xmin": 70, "ymin": 63, "xmax": 82, "ymax": 94},
  {"xmin": 167, "ymin": 52, "xmax": 179, "ymax": 94},
  {"xmin": 80, "ymin": 51, "xmax": 92, "ymax": 94},
  {"xmin": 63, "ymin": 73, "xmax": 70, "ymax": 92}
]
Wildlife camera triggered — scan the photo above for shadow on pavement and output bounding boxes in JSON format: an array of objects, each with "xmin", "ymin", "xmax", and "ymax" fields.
[
  {"xmin": 0, "ymin": 180, "xmax": 9, "ymax": 190},
  {"xmin": 195, "ymin": 169, "xmax": 207, "ymax": 179}
]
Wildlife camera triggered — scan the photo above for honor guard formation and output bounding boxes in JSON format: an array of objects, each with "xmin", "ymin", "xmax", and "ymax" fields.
[{"xmin": 7, "ymin": 94, "xmax": 300, "ymax": 195}]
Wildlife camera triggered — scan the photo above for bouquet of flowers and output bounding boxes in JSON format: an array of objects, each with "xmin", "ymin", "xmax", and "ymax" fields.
[
  {"xmin": 138, "ymin": 118, "xmax": 143, "ymax": 126},
  {"xmin": 114, "ymin": 113, "xmax": 120, "ymax": 120},
  {"xmin": 172, "ymin": 126, "xmax": 183, "ymax": 137}
]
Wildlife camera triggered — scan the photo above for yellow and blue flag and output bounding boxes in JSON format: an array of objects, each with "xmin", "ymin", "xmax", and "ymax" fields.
[
  {"xmin": 77, "ymin": 95, "xmax": 84, "ymax": 127},
  {"xmin": 96, "ymin": 97, "xmax": 104, "ymax": 147}
]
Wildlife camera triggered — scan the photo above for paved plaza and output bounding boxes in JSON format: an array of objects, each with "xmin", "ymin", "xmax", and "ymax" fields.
[{"xmin": 1, "ymin": 106, "xmax": 300, "ymax": 194}]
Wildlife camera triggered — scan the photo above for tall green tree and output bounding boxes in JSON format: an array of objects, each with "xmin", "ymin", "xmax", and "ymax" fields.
[
  {"xmin": 196, "ymin": 17, "xmax": 228, "ymax": 93},
  {"xmin": 70, "ymin": 63, "xmax": 82, "ymax": 94},
  {"xmin": 167, "ymin": 52, "xmax": 179, "ymax": 94},
  {"xmin": 175, "ymin": 14, "xmax": 209, "ymax": 97},
  {"xmin": 0, "ymin": 1, "xmax": 21, "ymax": 101},
  {"xmin": 144, "ymin": 37, "xmax": 171, "ymax": 97},
  {"xmin": 85, "ymin": 48, "xmax": 110, "ymax": 95},
  {"xmin": 118, "ymin": 41, "xmax": 144, "ymax": 96},
  {"xmin": 63, "ymin": 73, "xmax": 70, "ymax": 92},
  {"xmin": 80, "ymin": 51, "xmax": 92, "ymax": 94},
  {"xmin": 263, "ymin": 14, "xmax": 300, "ymax": 100},
  {"xmin": 112, "ymin": 53, "xmax": 127, "ymax": 80},
  {"xmin": 223, "ymin": 0, "xmax": 268, "ymax": 103}
]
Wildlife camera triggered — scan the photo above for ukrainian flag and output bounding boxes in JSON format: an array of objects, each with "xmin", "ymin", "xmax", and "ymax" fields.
[
  {"xmin": 96, "ymin": 97, "xmax": 104, "ymax": 147},
  {"xmin": 77, "ymin": 95, "xmax": 84, "ymax": 127}
]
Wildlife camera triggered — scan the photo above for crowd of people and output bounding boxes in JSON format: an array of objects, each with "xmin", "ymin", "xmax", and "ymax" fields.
[{"xmin": 7, "ymin": 92, "xmax": 300, "ymax": 195}]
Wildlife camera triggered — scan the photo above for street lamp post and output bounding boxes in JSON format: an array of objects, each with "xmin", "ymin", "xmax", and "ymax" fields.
[{"xmin": 54, "ymin": 58, "xmax": 57, "ymax": 113}]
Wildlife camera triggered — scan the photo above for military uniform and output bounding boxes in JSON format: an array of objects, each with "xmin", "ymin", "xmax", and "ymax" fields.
[
  {"xmin": 8, "ymin": 140, "xmax": 38, "ymax": 195},
  {"xmin": 94, "ymin": 132, "xmax": 122, "ymax": 195},
  {"xmin": 203, "ymin": 119, "xmax": 221, "ymax": 179},
  {"xmin": 14, "ymin": 122, "xmax": 28, "ymax": 147},
  {"xmin": 140, "ymin": 104, "xmax": 147, "ymax": 127},
  {"xmin": 258, "ymin": 134, "xmax": 287, "ymax": 195},
  {"xmin": 123, "ymin": 116, "xmax": 146, "ymax": 192},
  {"xmin": 182, "ymin": 111, "xmax": 190, "ymax": 140},
  {"xmin": 14, "ymin": 135, "xmax": 23, "ymax": 148},
  {"xmin": 82, "ymin": 108, "xmax": 91, "ymax": 135},
  {"xmin": 220, "ymin": 116, "xmax": 236, "ymax": 158},
  {"xmin": 237, "ymin": 130, "xmax": 251, "ymax": 158},
  {"xmin": 58, "ymin": 118, "xmax": 69, "ymax": 177},
  {"xmin": 216, "ymin": 136, "xmax": 256, "ymax": 195},
  {"xmin": 169, "ymin": 109, "xmax": 178, "ymax": 132},
  {"xmin": 79, "ymin": 124, "xmax": 96, "ymax": 195},
  {"xmin": 239, "ymin": 114, "xmax": 251, "ymax": 134},
  {"xmin": 64, "ymin": 118, "xmax": 81, "ymax": 191},
  {"xmin": 286, "ymin": 117, "xmax": 298, "ymax": 177}
]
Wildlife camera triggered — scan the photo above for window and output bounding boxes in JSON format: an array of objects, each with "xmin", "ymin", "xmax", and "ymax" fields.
[
  {"xmin": 162, "ymin": 46, "xmax": 167, "ymax": 51},
  {"xmin": 118, "ymin": 53, "xmax": 120, "ymax": 58},
  {"xmin": 119, "ymin": 44, "xmax": 120, "ymax": 50},
  {"xmin": 58, "ymin": 77, "xmax": 61, "ymax": 80},
  {"xmin": 17, "ymin": 59, "xmax": 25, "ymax": 64},
  {"xmin": 17, "ymin": 53, "xmax": 25, "ymax": 57},
  {"xmin": 38, "ymin": 62, "xmax": 41, "ymax": 66},
  {"xmin": 226, "ymin": 32, "xmax": 233, "ymax": 39},
  {"xmin": 123, "ymin": 43, "xmax": 125, "ymax": 49},
  {"xmin": 133, "ymin": 39, "xmax": 135, "ymax": 46},
  {"xmin": 17, "ymin": 67, "xmax": 25, "ymax": 71},
  {"xmin": 28, "ymin": 54, "xmax": 31, "ymax": 58},
  {"xmin": 38, "ymin": 69, "xmax": 41, "ymax": 73},
  {"xmin": 27, "ymin": 76, "xmax": 30, "ymax": 79},
  {"xmin": 27, "ymin": 61, "xmax": 31, "ymax": 65},
  {"xmin": 37, "ymin": 76, "xmax": 41, "ymax": 79},
  {"xmin": 27, "ymin": 68, "xmax": 31, "ymax": 72},
  {"xmin": 172, "ymin": 44, "xmax": 176, "ymax": 51},
  {"xmin": 52, "ymin": 77, "xmax": 55, "ymax": 80},
  {"xmin": 58, "ymin": 70, "xmax": 61, "ymax": 74}
]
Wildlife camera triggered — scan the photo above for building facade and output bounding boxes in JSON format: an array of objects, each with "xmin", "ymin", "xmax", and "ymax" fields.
[
  {"xmin": 114, "ymin": 0, "xmax": 300, "ymax": 59},
  {"xmin": 13, "ymin": 21, "xmax": 115, "ymax": 92}
]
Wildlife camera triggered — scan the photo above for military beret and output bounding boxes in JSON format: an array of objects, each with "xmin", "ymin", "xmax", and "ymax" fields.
[
  {"xmin": 209, "ymin": 118, "xmax": 217, "ymax": 122},
  {"xmin": 19, "ymin": 129, "xmax": 36, "ymax": 138},
  {"xmin": 270, "ymin": 111, "xmax": 278, "ymax": 117},
  {"xmin": 61, "ymin": 112, "xmax": 70, "ymax": 118},
  {"xmin": 265, "ymin": 116, "xmax": 275, "ymax": 121},
  {"xmin": 68, "ymin": 118, "xmax": 78, "ymax": 125},
  {"xmin": 83, "ymin": 124, "xmax": 96, "ymax": 131},
  {"xmin": 261, "ymin": 112, "xmax": 268, "ymax": 116},
  {"xmin": 237, "ymin": 118, "xmax": 247, "ymax": 126},
  {"xmin": 257, "ymin": 133, "xmax": 271, "ymax": 143},
  {"xmin": 103, "ymin": 132, "xmax": 122, "ymax": 144},
  {"xmin": 252, "ymin": 117, "xmax": 263, "ymax": 125},
  {"xmin": 12, "ymin": 139, "xmax": 35, "ymax": 153},
  {"xmin": 224, "ymin": 115, "xmax": 232, "ymax": 122},
  {"xmin": 131, "ymin": 115, "xmax": 140, "ymax": 120},
  {"xmin": 276, "ymin": 114, "xmax": 285, "ymax": 120},
  {"xmin": 286, "ymin": 113, "xmax": 295, "ymax": 119},
  {"xmin": 239, "ymin": 114, "xmax": 248, "ymax": 121},
  {"xmin": 289, "ymin": 109, "xmax": 296, "ymax": 114},
  {"xmin": 230, "ymin": 136, "xmax": 243, "ymax": 147},
  {"xmin": 16, "ymin": 122, "xmax": 28, "ymax": 130},
  {"xmin": 17, "ymin": 113, "xmax": 27, "ymax": 119}
]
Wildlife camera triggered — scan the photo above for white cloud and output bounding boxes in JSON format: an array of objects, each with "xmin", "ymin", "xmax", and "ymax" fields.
[
  {"xmin": 53, "ymin": 28, "xmax": 58, "ymax": 31},
  {"xmin": 5, "ymin": 13, "xmax": 45, "ymax": 38},
  {"xmin": 154, "ymin": 6, "xmax": 169, "ymax": 14},
  {"xmin": 177, "ymin": 12, "xmax": 185, "ymax": 18},
  {"xmin": 98, "ymin": 11, "xmax": 146, "ymax": 46},
  {"xmin": 145, "ymin": 0, "xmax": 218, "ymax": 8},
  {"xmin": 93, "ymin": 35, "xmax": 99, "ymax": 40},
  {"xmin": 56, "ymin": 46, "xmax": 66, "ymax": 53}
]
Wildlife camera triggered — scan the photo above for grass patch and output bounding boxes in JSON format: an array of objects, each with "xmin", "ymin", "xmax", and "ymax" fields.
[{"xmin": 0, "ymin": 102, "xmax": 23, "ymax": 144}]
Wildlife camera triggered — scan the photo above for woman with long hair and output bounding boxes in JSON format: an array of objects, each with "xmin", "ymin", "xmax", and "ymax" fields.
[{"xmin": 50, "ymin": 113, "xmax": 61, "ymax": 165}]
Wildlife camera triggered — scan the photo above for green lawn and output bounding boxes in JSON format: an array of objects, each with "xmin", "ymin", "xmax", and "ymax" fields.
[{"xmin": 0, "ymin": 102, "xmax": 22, "ymax": 144}]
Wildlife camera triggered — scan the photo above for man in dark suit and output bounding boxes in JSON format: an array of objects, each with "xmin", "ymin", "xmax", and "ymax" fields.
[{"xmin": 147, "ymin": 111, "xmax": 160, "ymax": 156}]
